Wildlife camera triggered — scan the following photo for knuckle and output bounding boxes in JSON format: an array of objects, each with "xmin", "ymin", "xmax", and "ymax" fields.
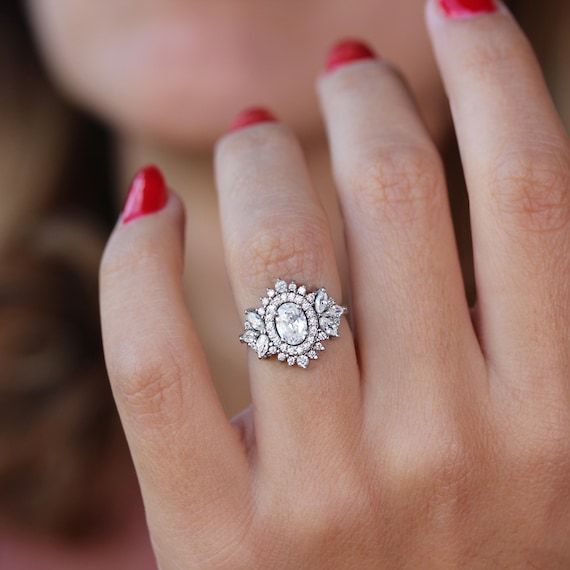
[
  {"xmin": 346, "ymin": 144, "xmax": 444, "ymax": 226},
  {"xmin": 487, "ymin": 144, "xmax": 570, "ymax": 234},
  {"xmin": 461, "ymin": 35, "xmax": 522, "ymax": 82},
  {"xmin": 385, "ymin": 426, "xmax": 473, "ymax": 492},
  {"xmin": 530, "ymin": 436, "xmax": 570, "ymax": 472},
  {"xmin": 234, "ymin": 217, "xmax": 331, "ymax": 287},
  {"xmin": 101, "ymin": 240, "xmax": 172, "ymax": 287},
  {"xmin": 294, "ymin": 489, "xmax": 367, "ymax": 538},
  {"xmin": 507, "ymin": 417, "xmax": 570, "ymax": 477},
  {"xmin": 256, "ymin": 478, "xmax": 372, "ymax": 556},
  {"xmin": 111, "ymin": 351, "xmax": 186, "ymax": 427}
]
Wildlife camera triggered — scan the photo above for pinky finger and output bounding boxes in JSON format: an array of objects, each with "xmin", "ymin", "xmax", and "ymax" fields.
[{"xmin": 99, "ymin": 167, "xmax": 250, "ymax": 562}]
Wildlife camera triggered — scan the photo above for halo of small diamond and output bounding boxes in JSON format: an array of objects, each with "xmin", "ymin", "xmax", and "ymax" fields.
[{"xmin": 239, "ymin": 279, "xmax": 347, "ymax": 369}]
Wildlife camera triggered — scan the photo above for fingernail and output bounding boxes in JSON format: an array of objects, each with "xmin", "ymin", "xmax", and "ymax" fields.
[
  {"xmin": 122, "ymin": 165, "xmax": 168, "ymax": 224},
  {"xmin": 325, "ymin": 39, "xmax": 377, "ymax": 73},
  {"xmin": 439, "ymin": 0, "xmax": 497, "ymax": 18},
  {"xmin": 228, "ymin": 107, "xmax": 278, "ymax": 133}
]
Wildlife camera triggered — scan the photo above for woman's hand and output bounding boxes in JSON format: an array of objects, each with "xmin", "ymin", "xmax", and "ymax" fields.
[{"xmin": 99, "ymin": 1, "xmax": 570, "ymax": 568}]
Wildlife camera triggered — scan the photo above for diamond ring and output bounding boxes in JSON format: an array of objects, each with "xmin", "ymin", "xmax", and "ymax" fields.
[{"xmin": 239, "ymin": 279, "xmax": 347, "ymax": 369}]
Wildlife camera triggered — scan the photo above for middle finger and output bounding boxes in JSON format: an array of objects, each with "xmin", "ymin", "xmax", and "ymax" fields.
[{"xmin": 318, "ymin": 43, "xmax": 481, "ymax": 410}]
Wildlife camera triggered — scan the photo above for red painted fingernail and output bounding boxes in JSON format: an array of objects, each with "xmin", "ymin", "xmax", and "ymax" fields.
[
  {"xmin": 325, "ymin": 39, "xmax": 377, "ymax": 73},
  {"xmin": 122, "ymin": 165, "xmax": 168, "ymax": 224},
  {"xmin": 228, "ymin": 107, "xmax": 277, "ymax": 133},
  {"xmin": 439, "ymin": 0, "xmax": 497, "ymax": 18}
]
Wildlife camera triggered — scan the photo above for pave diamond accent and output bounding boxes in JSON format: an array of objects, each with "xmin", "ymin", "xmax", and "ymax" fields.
[
  {"xmin": 239, "ymin": 278, "xmax": 347, "ymax": 369},
  {"xmin": 275, "ymin": 279, "xmax": 287, "ymax": 293}
]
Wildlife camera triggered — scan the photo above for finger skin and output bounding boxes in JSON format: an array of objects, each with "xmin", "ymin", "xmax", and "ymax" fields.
[
  {"xmin": 426, "ymin": 0, "xmax": 570, "ymax": 390},
  {"xmin": 215, "ymin": 122, "xmax": 361, "ymax": 478},
  {"xmin": 317, "ymin": 56, "xmax": 481, "ymax": 413},
  {"xmin": 100, "ymin": 194, "xmax": 250, "ymax": 563}
]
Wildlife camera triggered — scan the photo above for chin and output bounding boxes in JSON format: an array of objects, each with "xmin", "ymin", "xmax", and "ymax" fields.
[
  {"xmin": 30, "ymin": 3, "xmax": 447, "ymax": 148},
  {"xmin": 90, "ymin": 74, "xmax": 324, "ymax": 149},
  {"xmin": 54, "ymin": 55, "xmax": 323, "ymax": 148}
]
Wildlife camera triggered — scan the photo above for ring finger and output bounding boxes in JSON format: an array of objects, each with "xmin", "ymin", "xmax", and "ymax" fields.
[{"xmin": 214, "ymin": 110, "xmax": 361, "ymax": 473}]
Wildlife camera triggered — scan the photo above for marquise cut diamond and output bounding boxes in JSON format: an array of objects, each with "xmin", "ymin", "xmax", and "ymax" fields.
[
  {"xmin": 256, "ymin": 334, "xmax": 269, "ymax": 358},
  {"xmin": 247, "ymin": 310, "xmax": 265, "ymax": 332},
  {"xmin": 315, "ymin": 289, "xmax": 329, "ymax": 314},
  {"xmin": 320, "ymin": 315, "xmax": 339, "ymax": 336}
]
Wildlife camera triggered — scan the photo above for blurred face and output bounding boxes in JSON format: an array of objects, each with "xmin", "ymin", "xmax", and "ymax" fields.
[{"xmin": 26, "ymin": 0, "xmax": 448, "ymax": 147}]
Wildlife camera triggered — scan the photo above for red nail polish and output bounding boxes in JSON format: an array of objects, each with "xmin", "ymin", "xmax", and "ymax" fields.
[
  {"xmin": 122, "ymin": 165, "xmax": 168, "ymax": 224},
  {"xmin": 325, "ymin": 39, "xmax": 377, "ymax": 73},
  {"xmin": 439, "ymin": 0, "xmax": 496, "ymax": 18},
  {"xmin": 228, "ymin": 107, "xmax": 277, "ymax": 133}
]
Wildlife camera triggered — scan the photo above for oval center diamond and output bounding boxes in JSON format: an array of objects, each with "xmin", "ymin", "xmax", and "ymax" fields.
[{"xmin": 275, "ymin": 302, "xmax": 308, "ymax": 346}]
